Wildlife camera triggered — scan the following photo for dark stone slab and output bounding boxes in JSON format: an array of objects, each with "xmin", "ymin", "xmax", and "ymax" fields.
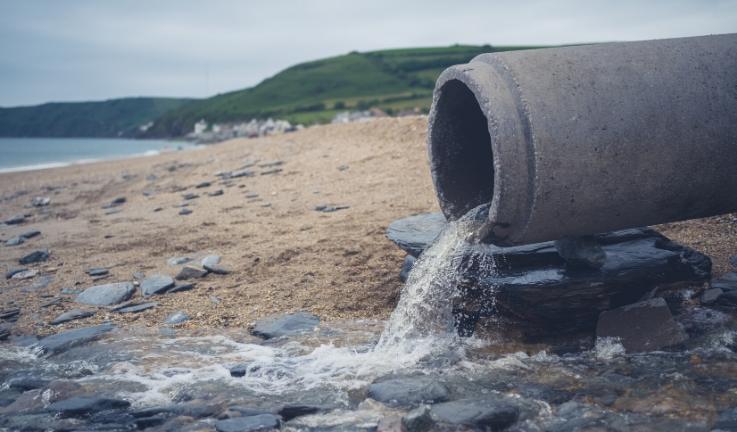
[
  {"xmin": 215, "ymin": 414, "xmax": 281, "ymax": 432},
  {"xmin": 47, "ymin": 396, "xmax": 130, "ymax": 417},
  {"xmin": 430, "ymin": 397, "xmax": 519, "ymax": 430},
  {"xmin": 208, "ymin": 189, "xmax": 224, "ymax": 197},
  {"xmin": 195, "ymin": 181, "xmax": 212, "ymax": 188},
  {"xmin": 369, "ymin": 376, "xmax": 449, "ymax": 407},
  {"xmin": 179, "ymin": 208, "xmax": 193, "ymax": 215},
  {"xmin": 50, "ymin": 309, "xmax": 94, "ymax": 325},
  {"xmin": 19, "ymin": 249, "xmax": 49, "ymax": 265},
  {"xmin": 554, "ymin": 235, "xmax": 606, "ymax": 269},
  {"xmin": 140, "ymin": 275, "xmax": 175, "ymax": 296},
  {"xmin": 388, "ymin": 213, "xmax": 711, "ymax": 335},
  {"xmin": 250, "ymin": 312, "xmax": 319, "ymax": 339},
  {"xmin": 168, "ymin": 283, "xmax": 195, "ymax": 293},
  {"xmin": 35, "ymin": 323, "xmax": 115, "ymax": 356},
  {"xmin": 76, "ymin": 282, "xmax": 135, "ymax": 306},
  {"xmin": 386, "ymin": 212, "xmax": 446, "ymax": 257},
  {"xmin": 596, "ymin": 298, "xmax": 687, "ymax": 352}
]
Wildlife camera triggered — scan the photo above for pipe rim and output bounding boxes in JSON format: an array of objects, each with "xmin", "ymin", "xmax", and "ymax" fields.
[{"xmin": 427, "ymin": 60, "xmax": 535, "ymax": 245}]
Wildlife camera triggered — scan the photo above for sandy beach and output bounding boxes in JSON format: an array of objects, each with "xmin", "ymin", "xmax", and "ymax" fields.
[{"xmin": 2, "ymin": 116, "xmax": 736, "ymax": 337}]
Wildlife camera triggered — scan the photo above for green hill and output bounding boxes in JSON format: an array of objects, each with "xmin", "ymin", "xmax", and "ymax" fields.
[
  {"xmin": 0, "ymin": 97, "xmax": 195, "ymax": 138},
  {"xmin": 145, "ymin": 44, "xmax": 545, "ymax": 137}
]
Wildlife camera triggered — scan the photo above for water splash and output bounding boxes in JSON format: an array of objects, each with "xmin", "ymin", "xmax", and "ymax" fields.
[{"xmin": 377, "ymin": 204, "xmax": 498, "ymax": 350}]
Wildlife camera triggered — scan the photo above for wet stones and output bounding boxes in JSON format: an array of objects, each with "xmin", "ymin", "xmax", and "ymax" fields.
[
  {"xmin": 140, "ymin": 274, "xmax": 175, "ymax": 296},
  {"xmin": 368, "ymin": 376, "xmax": 449, "ymax": 407},
  {"xmin": 215, "ymin": 414, "xmax": 281, "ymax": 432},
  {"xmin": 50, "ymin": 309, "xmax": 95, "ymax": 325},
  {"xmin": 47, "ymin": 396, "xmax": 130, "ymax": 417},
  {"xmin": 19, "ymin": 249, "xmax": 49, "ymax": 264},
  {"xmin": 596, "ymin": 298, "xmax": 687, "ymax": 352},
  {"xmin": 278, "ymin": 405, "xmax": 322, "ymax": 421},
  {"xmin": 429, "ymin": 397, "xmax": 520, "ymax": 430},
  {"xmin": 35, "ymin": 323, "xmax": 115, "ymax": 356},
  {"xmin": 250, "ymin": 312, "xmax": 320, "ymax": 339},
  {"xmin": 76, "ymin": 282, "xmax": 135, "ymax": 306}
]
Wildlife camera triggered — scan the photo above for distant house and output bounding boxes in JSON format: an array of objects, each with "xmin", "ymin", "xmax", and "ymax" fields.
[{"xmin": 193, "ymin": 120, "xmax": 208, "ymax": 135}]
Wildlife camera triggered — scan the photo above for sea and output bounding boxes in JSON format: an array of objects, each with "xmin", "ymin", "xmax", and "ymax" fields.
[{"xmin": 0, "ymin": 137, "xmax": 197, "ymax": 173}]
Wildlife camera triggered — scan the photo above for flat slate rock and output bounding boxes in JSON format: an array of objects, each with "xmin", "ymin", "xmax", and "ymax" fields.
[
  {"xmin": 250, "ymin": 312, "xmax": 320, "ymax": 339},
  {"xmin": 4, "ymin": 214, "xmax": 26, "ymax": 225},
  {"xmin": 47, "ymin": 396, "xmax": 130, "ymax": 417},
  {"xmin": 19, "ymin": 249, "xmax": 49, "ymax": 264},
  {"xmin": 5, "ymin": 268, "xmax": 28, "ymax": 279},
  {"xmin": 5, "ymin": 236, "xmax": 24, "ymax": 246},
  {"xmin": 386, "ymin": 213, "xmax": 447, "ymax": 257},
  {"xmin": 596, "ymin": 298, "xmax": 687, "ymax": 352},
  {"xmin": 215, "ymin": 414, "xmax": 281, "ymax": 432},
  {"xmin": 50, "ymin": 309, "xmax": 94, "ymax": 325},
  {"xmin": 167, "ymin": 256, "xmax": 192, "ymax": 266},
  {"xmin": 387, "ymin": 214, "xmax": 712, "ymax": 334},
  {"xmin": 116, "ymin": 302, "xmax": 158, "ymax": 313},
  {"xmin": 430, "ymin": 397, "xmax": 520, "ymax": 430},
  {"xmin": 554, "ymin": 235, "xmax": 606, "ymax": 269},
  {"xmin": 35, "ymin": 323, "xmax": 115, "ymax": 356},
  {"xmin": 85, "ymin": 268, "xmax": 109, "ymax": 277},
  {"xmin": 175, "ymin": 265, "xmax": 208, "ymax": 280},
  {"xmin": 368, "ymin": 376, "xmax": 449, "ymax": 407},
  {"xmin": 76, "ymin": 282, "xmax": 135, "ymax": 306},
  {"xmin": 140, "ymin": 275, "xmax": 175, "ymax": 296}
]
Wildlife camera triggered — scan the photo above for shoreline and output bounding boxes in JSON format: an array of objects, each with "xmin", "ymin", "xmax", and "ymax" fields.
[{"xmin": 0, "ymin": 137, "xmax": 198, "ymax": 174}]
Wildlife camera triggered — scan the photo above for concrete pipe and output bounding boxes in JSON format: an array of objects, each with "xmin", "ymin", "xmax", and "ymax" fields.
[{"xmin": 428, "ymin": 33, "xmax": 737, "ymax": 246}]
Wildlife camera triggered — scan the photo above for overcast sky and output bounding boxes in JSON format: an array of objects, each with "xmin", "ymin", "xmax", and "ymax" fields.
[{"xmin": 1, "ymin": 0, "xmax": 736, "ymax": 107}]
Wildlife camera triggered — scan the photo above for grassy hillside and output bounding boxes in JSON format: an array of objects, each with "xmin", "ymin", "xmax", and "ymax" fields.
[
  {"xmin": 146, "ymin": 44, "xmax": 545, "ymax": 137},
  {"xmin": 0, "ymin": 97, "xmax": 195, "ymax": 138}
]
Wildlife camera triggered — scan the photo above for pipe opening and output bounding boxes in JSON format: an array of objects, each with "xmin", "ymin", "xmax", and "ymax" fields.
[{"xmin": 430, "ymin": 79, "xmax": 494, "ymax": 220}]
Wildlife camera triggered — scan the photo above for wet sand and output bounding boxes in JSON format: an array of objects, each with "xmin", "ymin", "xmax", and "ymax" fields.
[{"xmin": 1, "ymin": 116, "xmax": 735, "ymax": 337}]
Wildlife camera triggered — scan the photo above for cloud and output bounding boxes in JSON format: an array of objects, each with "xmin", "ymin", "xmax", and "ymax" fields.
[{"xmin": 1, "ymin": 0, "xmax": 735, "ymax": 106}]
